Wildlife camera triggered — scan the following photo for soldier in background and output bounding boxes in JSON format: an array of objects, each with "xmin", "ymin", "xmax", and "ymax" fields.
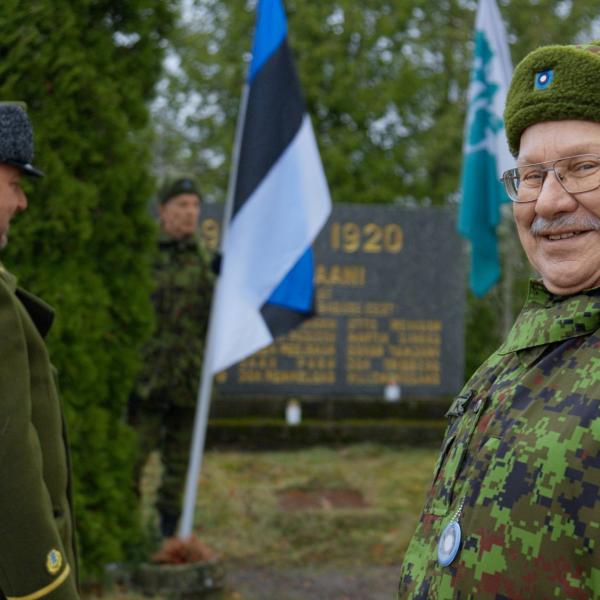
[
  {"xmin": 130, "ymin": 177, "xmax": 214, "ymax": 539},
  {"xmin": 0, "ymin": 103, "xmax": 79, "ymax": 598},
  {"xmin": 399, "ymin": 42, "xmax": 600, "ymax": 597}
]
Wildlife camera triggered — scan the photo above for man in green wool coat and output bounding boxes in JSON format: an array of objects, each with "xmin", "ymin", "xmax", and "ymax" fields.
[
  {"xmin": 0, "ymin": 103, "xmax": 79, "ymax": 599},
  {"xmin": 399, "ymin": 41, "xmax": 600, "ymax": 599},
  {"xmin": 130, "ymin": 177, "xmax": 214, "ymax": 540}
]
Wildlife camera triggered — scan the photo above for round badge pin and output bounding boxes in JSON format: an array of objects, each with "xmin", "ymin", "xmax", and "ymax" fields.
[
  {"xmin": 535, "ymin": 69, "xmax": 554, "ymax": 90},
  {"xmin": 437, "ymin": 521, "xmax": 461, "ymax": 567},
  {"xmin": 46, "ymin": 549, "xmax": 63, "ymax": 575}
]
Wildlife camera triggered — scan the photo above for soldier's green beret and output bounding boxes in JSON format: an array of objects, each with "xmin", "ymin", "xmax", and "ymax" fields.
[
  {"xmin": 0, "ymin": 102, "xmax": 44, "ymax": 177},
  {"xmin": 159, "ymin": 177, "xmax": 201, "ymax": 205},
  {"xmin": 504, "ymin": 41, "xmax": 600, "ymax": 156}
]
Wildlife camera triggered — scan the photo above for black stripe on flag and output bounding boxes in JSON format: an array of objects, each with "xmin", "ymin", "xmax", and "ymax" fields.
[
  {"xmin": 260, "ymin": 300, "xmax": 315, "ymax": 339},
  {"xmin": 233, "ymin": 39, "xmax": 305, "ymax": 218}
]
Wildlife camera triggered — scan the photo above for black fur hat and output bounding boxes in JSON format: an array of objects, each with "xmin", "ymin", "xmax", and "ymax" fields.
[{"xmin": 0, "ymin": 103, "xmax": 43, "ymax": 177}]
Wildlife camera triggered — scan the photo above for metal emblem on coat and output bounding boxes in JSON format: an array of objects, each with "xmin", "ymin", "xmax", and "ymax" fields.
[
  {"xmin": 437, "ymin": 521, "xmax": 461, "ymax": 567},
  {"xmin": 46, "ymin": 548, "xmax": 62, "ymax": 575}
]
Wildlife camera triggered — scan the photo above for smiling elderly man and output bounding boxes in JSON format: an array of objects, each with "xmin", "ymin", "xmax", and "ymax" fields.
[
  {"xmin": 398, "ymin": 42, "xmax": 600, "ymax": 599},
  {"xmin": 0, "ymin": 103, "xmax": 79, "ymax": 599}
]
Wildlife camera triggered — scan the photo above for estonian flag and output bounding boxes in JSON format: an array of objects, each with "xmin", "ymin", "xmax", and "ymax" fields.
[
  {"xmin": 210, "ymin": 0, "xmax": 332, "ymax": 374},
  {"xmin": 458, "ymin": 0, "xmax": 513, "ymax": 297}
]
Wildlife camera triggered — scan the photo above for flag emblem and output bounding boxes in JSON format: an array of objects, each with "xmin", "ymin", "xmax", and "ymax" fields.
[{"xmin": 535, "ymin": 69, "xmax": 554, "ymax": 90}]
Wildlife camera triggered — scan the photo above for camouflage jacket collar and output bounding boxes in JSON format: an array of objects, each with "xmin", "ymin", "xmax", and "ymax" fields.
[
  {"xmin": 158, "ymin": 231, "xmax": 200, "ymax": 251},
  {"xmin": 499, "ymin": 279, "xmax": 600, "ymax": 354}
]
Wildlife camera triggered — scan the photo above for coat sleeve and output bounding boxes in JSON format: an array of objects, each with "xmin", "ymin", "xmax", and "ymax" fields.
[{"xmin": 0, "ymin": 280, "xmax": 78, "ymax": 599}]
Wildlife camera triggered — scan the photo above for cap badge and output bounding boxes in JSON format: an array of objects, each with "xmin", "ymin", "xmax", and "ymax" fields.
[
  {"xmin": 46, "ymin": 549, "xmax": 63, "ymax": 575},
  {"xmin": 534, "ymin": 69, "xmax": 554, "ymax": 90}
]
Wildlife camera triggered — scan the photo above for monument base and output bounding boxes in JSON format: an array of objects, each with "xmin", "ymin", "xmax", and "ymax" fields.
[{"xmin": 132, "ymin": 560, "xmax": 225, "ymax": 600}]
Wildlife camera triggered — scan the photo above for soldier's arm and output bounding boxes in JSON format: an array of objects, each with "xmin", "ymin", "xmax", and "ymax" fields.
[{"xmin": 0, "ymin": 280, "xmax": 79, "ymax": 599}]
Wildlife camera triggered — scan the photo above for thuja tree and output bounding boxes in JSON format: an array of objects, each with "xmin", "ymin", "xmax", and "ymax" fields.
[{"xmin": 0, "ymin": 0, "xmax": 177, "ymax": 574}]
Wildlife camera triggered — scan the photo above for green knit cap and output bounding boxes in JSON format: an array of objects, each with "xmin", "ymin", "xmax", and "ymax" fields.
[{"xmin": 504, "ymin": 41, "xmax": 600, "ymax": 156}]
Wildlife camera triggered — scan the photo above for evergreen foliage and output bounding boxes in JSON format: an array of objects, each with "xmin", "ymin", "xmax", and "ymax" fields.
[
  {"xmin": 0, "ymin": 0, "xmax": 177, "ymax": 575},
  {"xmin": 154, "ymin": 0, "xmax": 599, "ymax": 206}
]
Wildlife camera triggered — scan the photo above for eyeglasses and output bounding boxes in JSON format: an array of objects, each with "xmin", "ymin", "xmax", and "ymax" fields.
[{"xmin": 501, "ymin": 154, "xmax": 600, "ymax": 203}]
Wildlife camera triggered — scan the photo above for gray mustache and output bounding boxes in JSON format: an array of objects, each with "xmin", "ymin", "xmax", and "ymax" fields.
[{"xmin": 531, "ymin": 214, "xmax": 600, "ymax": 235}]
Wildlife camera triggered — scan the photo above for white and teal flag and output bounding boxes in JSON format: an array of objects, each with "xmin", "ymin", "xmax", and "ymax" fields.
[{"xmin": 458, "ymin": 0, "xmax": 513, "ymax": 297}]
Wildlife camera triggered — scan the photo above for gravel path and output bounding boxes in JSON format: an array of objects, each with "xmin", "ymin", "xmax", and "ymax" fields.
[{"xmin": 226, "ymin": 565, "xmax": 400, "ymax": 600}]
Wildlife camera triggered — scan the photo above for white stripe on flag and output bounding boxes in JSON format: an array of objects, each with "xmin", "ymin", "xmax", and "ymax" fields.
[{"xmin": 211, "ymin": 115, "xmax": 331, "ymax": 373}]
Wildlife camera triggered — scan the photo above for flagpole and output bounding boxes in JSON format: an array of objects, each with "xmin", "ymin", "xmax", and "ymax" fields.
[{"xmin": 178, "ymin": 83, "xmax": 250, "ymax": 538}]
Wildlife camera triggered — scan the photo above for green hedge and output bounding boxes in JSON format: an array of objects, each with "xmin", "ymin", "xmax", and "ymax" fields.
[{"xmin": 0, "ymin": 0, "xmax": 177, "ymax": 576}]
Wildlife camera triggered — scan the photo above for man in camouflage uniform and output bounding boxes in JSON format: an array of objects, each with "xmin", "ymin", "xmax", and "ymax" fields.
[
  {"xmin": 399, "ymin": 42, "xmax": 600, "ymax": 598},
  {"xmin": 131, "ymin": 177, "xmax": 214, "ymax": 538}
]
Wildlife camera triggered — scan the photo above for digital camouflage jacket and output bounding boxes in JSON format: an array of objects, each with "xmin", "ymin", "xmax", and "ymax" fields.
[
  {"xmin": 399, "ymin": 280, "xmax": 600, "ymax": 599},
  {"xmin": 135, "ymin": 232, "xmax": 214, "ymax": 407}
]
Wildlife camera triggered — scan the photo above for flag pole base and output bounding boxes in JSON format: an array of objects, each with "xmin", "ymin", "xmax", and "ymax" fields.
[{"xmin": 131, "ymin": 559, "xmax": 225, "ymax": 599}]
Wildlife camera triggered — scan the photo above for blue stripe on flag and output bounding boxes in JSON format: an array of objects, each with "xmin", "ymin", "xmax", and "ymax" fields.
[
  {"xmin": 267, "ymin": 248, "xmax": 314, "ymax": 312},
  {"xmin": 249, "ymin": 0, "xmax": 287, "ymax": 82}
]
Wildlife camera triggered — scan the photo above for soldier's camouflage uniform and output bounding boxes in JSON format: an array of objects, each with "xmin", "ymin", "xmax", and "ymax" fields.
[
  {"xmin": 399, "ymin": 281, "xmax": 600, "ymax": 599},
  {"xmin": 132, "ymin": 231, "xmax": 214, "ymax": 527}
]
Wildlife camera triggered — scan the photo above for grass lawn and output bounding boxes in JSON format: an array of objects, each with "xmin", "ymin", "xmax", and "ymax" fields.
[{"xmin": 84, "ymin": 443, "xmax": 438, "ymax": 599}]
